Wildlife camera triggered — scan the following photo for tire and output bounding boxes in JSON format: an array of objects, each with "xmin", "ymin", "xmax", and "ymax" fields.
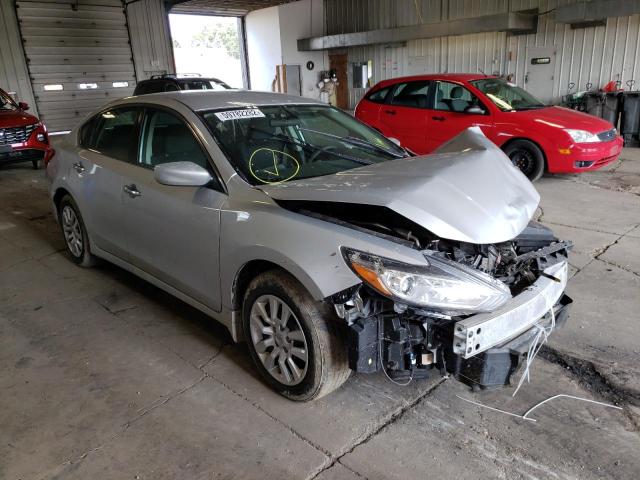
[
  {"xmin": 502, "ymin": 139, "xmax": 545, "ymax": 182},
  {"xmin": 58, "ymin": 194, "xmax": 98, "ymax": 267},
  {"xmin": 32, "ymin": 160, "xmax": 39, "ymax": 169},
  {"xmin": 243, "ymin": 270, "xmax": 350, "ymax": 401}
]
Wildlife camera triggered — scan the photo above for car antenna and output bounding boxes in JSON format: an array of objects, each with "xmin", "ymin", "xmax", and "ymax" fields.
[{"xmin": 478, "ymin": 68, "xmax": 488, "ymax": 77}]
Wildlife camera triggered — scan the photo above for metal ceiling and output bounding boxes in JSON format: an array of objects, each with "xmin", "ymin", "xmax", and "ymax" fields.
[{"xmin": 166, "ymin": 0, "xmax": 297, "ymax": 16}]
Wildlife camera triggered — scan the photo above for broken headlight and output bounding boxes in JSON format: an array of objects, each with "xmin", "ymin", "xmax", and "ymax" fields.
[{"xmin": 343, "ymin": 248, "xmax": 511, "ymax": 314}]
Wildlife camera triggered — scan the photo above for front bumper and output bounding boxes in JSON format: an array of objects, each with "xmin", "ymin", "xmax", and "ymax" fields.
[
  {"xmin": 452, "ymin": 260, "xmax": 569, "ymax": 359},
  {"xmin": 0, "ymin": 124, "xmax": 54, "ymax": 167},
  {"xmin": 547, "ymin": 136, "xmax": 623, "ymax": 173}
]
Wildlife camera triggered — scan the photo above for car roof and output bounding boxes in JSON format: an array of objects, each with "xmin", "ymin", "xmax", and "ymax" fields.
[
  {"xmin": 118, "ymin": 90, "xmax": 324, "ymax": 111},
  {"xmin": 374, "ymin": 73, "xmax": 498, "ymax": 88}
]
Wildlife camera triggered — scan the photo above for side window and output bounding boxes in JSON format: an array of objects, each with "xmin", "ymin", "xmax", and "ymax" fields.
[
  {"xmin": 92, "ymin": 108, "xmax": 140, "ymax": 162},
  {"xmin": 139, "ymin": 109, "xmax": 209, "ymax": 169},
  {"xmin": 79, "ymin": 115, "xmax": 99, "ymax": 148},
  {"xmin": 389, "ymin": 81, "xmax": 430, "ymax": 109},
  {"xmin": 434, "ymin": 81, "xmax": 482, "ymax": 113},
  {"xmin": 145, "ymin": 82, "xmax": 163, "ymax": 94},
  {"xmin": 164, "ymin": 82, "xmax": 180, "ymax": 92},
  {"xmin": 367, "ymin": 87, "xmax": 390, "ymax": 104}
]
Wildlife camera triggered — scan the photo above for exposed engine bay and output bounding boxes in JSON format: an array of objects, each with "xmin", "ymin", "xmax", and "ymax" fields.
[{"xmin": 281, "ymin": 200, "xmax": 573, "ymax": 390}]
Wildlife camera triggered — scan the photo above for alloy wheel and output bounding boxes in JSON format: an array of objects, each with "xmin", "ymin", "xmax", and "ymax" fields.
[
  {"xmin": 509, "ymin": 148, "xmax": 535, "ymax": 177},
  {"xmin": 61, "ymin": 205, "xmax": 83, "ymax": 258},
  {"xmin": 249, "ymin": 294, "xmax": 309, "ymax": 386}
]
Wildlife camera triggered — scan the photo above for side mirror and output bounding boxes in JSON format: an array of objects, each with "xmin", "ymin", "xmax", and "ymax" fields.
[
  {"xmin": 387, "ymin": 137, "xmax": 402, "ymax": 147},
  {"xmin": 154, "ymin": 161, "xmax": 213, "ymax": 187},
  {"xmin": 18, "ymin": 101, "xmax": 29, "ymax": 111},
  {"xmin": 465, "ymin": 105, "xmax": 486, "ymax": 115}
]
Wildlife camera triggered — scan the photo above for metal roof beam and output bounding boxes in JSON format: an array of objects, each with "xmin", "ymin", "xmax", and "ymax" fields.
[
  {"xmin": 555, "ymin": 0, "xmax": 640, "ymax": 28},
  {"xmin": 298, "ymin": 12, "xmax": 537, "ymax": 51}
]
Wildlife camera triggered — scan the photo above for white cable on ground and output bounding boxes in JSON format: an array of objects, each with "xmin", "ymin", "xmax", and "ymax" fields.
[
  {"xmin": 456, "ymin": 395, "xmax": 537, "ymax": 422},
  {"xmin": 512, "ymin": 306, "xmax": 556, "ymax": 397},
  {"xmin": 522, "ymin": 394, "xmax": 623, "ymax": 421}
]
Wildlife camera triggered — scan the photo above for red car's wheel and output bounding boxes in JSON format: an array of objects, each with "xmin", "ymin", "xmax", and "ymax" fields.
[{"xmin": 503, "ymin": 140, "xmax": 545, "ymax": 182}]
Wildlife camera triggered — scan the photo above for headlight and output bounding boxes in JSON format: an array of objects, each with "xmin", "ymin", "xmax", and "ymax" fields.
[
  {"xmin": 343, "ymin": 248, "xmax": 511, "ymax": 314},
  {"xmin": 565, "ymin": 129, "xmax": 600, "ymax": 143}
]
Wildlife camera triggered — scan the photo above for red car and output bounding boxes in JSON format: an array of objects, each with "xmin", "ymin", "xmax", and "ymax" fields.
[
  {"xmin": 0, "ymin": 88, "xmax": 53, "ymax": 170},
  {"xmin": 355, "ymin": 74, "xmax": 623, "ymax": 181}
]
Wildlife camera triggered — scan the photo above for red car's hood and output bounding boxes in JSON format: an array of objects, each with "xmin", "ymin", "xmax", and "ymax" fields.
[
  {"xmin": 0, "ymin": 109, "xmax": 39, "ymax": 128},
  {"xmin": 512, "ymin": 106, "xmax": 613, "ymax": 134}
]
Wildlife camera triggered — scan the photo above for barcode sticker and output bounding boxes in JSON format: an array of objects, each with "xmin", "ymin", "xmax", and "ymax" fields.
[{"xmin": 215, "ymin": 108, "xmax": 265, "ymax": 121}]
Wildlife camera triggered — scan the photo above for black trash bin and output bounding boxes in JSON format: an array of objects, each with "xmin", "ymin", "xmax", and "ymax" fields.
[
  {"xmin": 585, "ymin": 92, "xmax": 604, "ymax": 118},
  {"xmin": 602, "ymin": 92, "xmax": 621, "ymax": 127},
  {"xmin": 621, "ymin": 92, "xmax": 640, "ymax": 147}
]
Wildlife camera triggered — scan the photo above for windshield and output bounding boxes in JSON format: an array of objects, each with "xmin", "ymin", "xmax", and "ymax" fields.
[
  {"xmin": 202, "ymin": 104, "xmax": 407, "ymax": 185},
  {"xmin": 471, "ymin": 78, "xmax": 545, "ymax": 111},
  {"xmin": 0, "ymin": 90, "xmax": 18, "ymax": 111},
  {"xmin": 180, "ymin": 79, "xmax": 230, "ymax": 91}
]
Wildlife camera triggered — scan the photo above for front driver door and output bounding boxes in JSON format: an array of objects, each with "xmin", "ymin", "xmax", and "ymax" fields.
[
  {"xmin": 122, "ymin": 107, "xmax": 224, "ymax": 311},
  {"xmin": 425, "ymin": 80, "xmax": 494, "ymax": 151}
]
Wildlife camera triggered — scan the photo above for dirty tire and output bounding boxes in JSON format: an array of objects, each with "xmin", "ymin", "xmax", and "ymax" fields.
[
  {"xmin": 243, "ymin": 270, "xmax": 350, "ymax": 401},
  {"xmin": 58, "ymin": 194, "xmax": 98, "ymax": 267},
  {"xmin": 503, "ymin": 139, "xmax": 545, "ymax": 182}
]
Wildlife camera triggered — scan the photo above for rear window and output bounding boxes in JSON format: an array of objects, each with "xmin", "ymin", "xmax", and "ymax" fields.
[{"xmin": 366, "ymin": 87, "xmax": 390, "ymax": 104}]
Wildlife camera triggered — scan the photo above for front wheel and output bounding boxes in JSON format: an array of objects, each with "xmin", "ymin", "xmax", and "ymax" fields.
[
  {"xmin": 243, "ymin": 270, "xmax": 350, "ymax": 401},
  {"xmin": 502, "ymin": 140, "xmax": 545, "ymax": 182}
]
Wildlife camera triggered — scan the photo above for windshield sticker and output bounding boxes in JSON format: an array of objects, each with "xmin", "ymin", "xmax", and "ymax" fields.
[
  {"xmin": 249, "ymin": 148, "xmax": 300, "ymax": 184},
  {"xmin": 215, "ymin": 108, "xmax": 265, "ymax": 121}
]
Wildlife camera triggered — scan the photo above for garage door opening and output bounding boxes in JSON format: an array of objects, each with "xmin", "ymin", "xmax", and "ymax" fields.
[{"xmin": 169, "ymin": 14, "xmax": 244, "ymax": 88}]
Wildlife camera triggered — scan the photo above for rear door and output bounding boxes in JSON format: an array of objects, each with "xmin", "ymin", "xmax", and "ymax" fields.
[
  {"xmin": 70, "ymin": 106, "xmax": 142, "ymax": 259},
  {"xmin": 378, "ymin": 80, "xmax": 431, "ymax": 154},
  {"xmin": 121, "ymin": 107, "xmax": 224, "ymax": 310},
  {"xmin": 425, "ymin": 80, "xmax": 494, "ymax": 151}
]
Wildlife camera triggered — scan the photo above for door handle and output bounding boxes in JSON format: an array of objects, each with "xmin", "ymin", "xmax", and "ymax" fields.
[
  {"xmin": 432, "ymin": 116, "xmax": 446, "ymax": 121},
  {"xmin": 383, "ymin": 109, "xmax": 396, "ymax": 115},
  {"xmin": 72, "ymin": 161, "xmax": 85, "ymax": 173},
  {"xmin": 123, "ymin": 184, "xmax": 141, "ymax": 198}
]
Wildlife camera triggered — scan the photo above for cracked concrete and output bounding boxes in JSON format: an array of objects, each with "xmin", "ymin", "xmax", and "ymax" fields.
[{"xmin": 1, "ymin": 149, "xmax": 640, "ymax": 479}]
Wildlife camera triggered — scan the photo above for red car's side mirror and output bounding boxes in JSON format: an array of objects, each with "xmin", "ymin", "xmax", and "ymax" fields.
[{"xmin": 18, "ymin": 101, "xmax": 29, "ymax": 111}]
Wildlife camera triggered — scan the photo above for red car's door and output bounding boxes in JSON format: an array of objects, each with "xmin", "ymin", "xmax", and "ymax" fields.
[
  {"xmin": 378, "ymin": 80, "xmax": 431, "ymax": 154},
  {"xmin": 425, "ymin": 80, "xmax": 494, "ymax": 151},
  {"xmin": 354, "ymin": 86, "xmax": 391, "ymax": 132}
]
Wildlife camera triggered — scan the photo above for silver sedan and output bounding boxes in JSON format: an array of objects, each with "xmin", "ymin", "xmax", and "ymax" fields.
[{"xmin": 46, "ymin": 90, "xmax": 572, "ymax": 400}]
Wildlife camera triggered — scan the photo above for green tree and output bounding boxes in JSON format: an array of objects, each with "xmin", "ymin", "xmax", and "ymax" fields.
[{"xmin": 191, "ymin": 23, "xmax": 239, "ymax": 59}]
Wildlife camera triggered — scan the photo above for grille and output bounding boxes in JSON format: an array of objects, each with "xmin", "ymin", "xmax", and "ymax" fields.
[
  {"xmin": 597, "ymin": 128, "xmax": 616, "ymax": 142},
  {"xmin": 0, "ymin": 124, "xmax": 37, "ymax": 145}
]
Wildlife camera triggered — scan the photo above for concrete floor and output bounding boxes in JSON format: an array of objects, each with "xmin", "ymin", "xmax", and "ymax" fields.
[{"xmin": 1, "ymin": 150, "xmax": 639, "ymax": 480}]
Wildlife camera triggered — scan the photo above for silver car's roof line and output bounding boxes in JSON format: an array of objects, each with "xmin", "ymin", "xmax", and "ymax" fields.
[{"xmin": 260, "ymin": 128, "xmax": 540, "ymax": 245}]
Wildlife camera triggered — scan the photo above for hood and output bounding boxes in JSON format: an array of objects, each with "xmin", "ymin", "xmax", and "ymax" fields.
[
  {"xmin": 513, "ymin": 106, "xmax": 613, "ymax": 133},
  {"xmin": 0, "ymin": 109, "xmax": 39, "ymax": 128},
  {"xmin": 259, "ymin": 128, "xmax": 540, "ymax": 244}
]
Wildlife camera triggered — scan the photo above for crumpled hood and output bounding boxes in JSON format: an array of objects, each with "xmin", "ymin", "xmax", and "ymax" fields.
[{"xmin": 259, "ymin": 128, "xmax": 540, "ymax": 244}]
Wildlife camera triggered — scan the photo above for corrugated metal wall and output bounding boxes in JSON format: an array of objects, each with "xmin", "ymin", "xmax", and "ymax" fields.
[
  {"xmin": 326, "ymin": 0, "xmax": 640, "ymax": 108},
  {"xmin": 0, "ymin": 1, "xmax": 36, "ymax": 111},
  {"xmin": 126, "ymin": 0, "xmax": 175, "ymax": 80}
]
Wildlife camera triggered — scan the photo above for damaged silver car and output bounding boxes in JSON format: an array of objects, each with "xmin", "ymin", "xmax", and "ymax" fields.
[{"xmin": 46, "ymin": 91, "xmax": 572, "ymax": 401}]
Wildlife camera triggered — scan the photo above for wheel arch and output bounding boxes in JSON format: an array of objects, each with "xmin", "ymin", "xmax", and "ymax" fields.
[
  {"xmin": 500, "ymin": 137, "xmax": 548, "ymax": 171},
  {"xmin": 53, "ymin": 187, "xmax": 72, "ymax": 213}
]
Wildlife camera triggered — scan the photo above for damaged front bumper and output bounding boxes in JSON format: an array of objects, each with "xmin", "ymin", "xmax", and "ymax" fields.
[
  {"xmin": 452, "ymin": 261, "xmax": 568, "ymax": 359},
  {"xmin": 345, "ymin": 260, "xmax": 572, "ymax": 391}
]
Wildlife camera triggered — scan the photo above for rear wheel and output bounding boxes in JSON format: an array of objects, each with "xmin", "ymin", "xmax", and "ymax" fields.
[
  {"xmin": 32, "ymin": 160, "xmax": 39, "ymax": 169},
  {"xmin": 243, "ymin": 270, "xmax": 350, "ymax": 401},
  {"xmin": 58, "ymin": 195, "xmax": 97, "ymax": 267},
  {"xmin": 502, "ymin": 140, "xmax": 545, "ymax": 182}
]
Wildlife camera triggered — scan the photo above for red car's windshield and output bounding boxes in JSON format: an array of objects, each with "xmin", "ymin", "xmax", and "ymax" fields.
[
  {"xmin": 471, "ymin": 78, "xmax": 545, "ymax": 111},
  {"xmin": 0, "ymin": 90, "xmax": 19, "ymax": 111}
]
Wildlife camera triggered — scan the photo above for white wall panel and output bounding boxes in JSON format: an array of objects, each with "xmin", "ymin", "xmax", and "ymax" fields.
[
  {"xmin": 126, "ymin": 0, "xmax": 175, "ymax": 80},
  {"xmin": 0, "ymin": 1, "xmax": 36, "ymax": 111}
]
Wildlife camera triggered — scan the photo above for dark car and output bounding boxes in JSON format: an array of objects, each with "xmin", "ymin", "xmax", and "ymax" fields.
[
  {"xmin": 0, "ymin": 88, "xmax": 54, "ymax": 170},
  {"xmin": 133, "ymin": 74, "xmax": 231, "ymax": 95}
]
